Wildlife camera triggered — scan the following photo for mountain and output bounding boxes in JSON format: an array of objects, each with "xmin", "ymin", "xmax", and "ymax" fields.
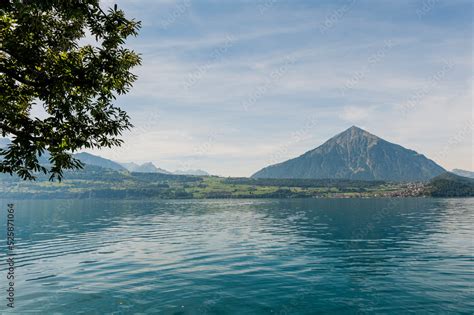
[
  {"xmin": 1, "ymin": 142, "xmax": 125, "ymax": 172},
  {"xmin": 452, "ymin": 169, "xmax": 474, "ymax": 179},
  {"xmin": 134, "ymin": 162, "xmax": 171, "ymax": 174},
  {"xmin": 120, "ymin": 162, "xmax": 140, "ymax": 171},
  {"xmin": 120, "ymin": 162, "xmax": 171, "ymax": 174},
  {"xmin": 252, "ymin": 126, "xmax": 446, "ymax": 181},
  {"xmin": 121, "ymin": 163, "xmax": 208, "ymax": 175},
  {"xmin": 73, "ymin": 152, "xmax": 126, "ymax": 171},
  {"xmin": 1, "ymin": 141, "xmax": 171, "ymax": 175},
  {"xmin": 426, "ymin": 172, "xmax": 474, "ymax": 197},
  {"xmin": 173, "ymin": 169, "xmax": 210, "ymax": 176}
]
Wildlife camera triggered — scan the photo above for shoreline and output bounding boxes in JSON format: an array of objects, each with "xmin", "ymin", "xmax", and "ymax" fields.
[{"xmin": 5, "ymin": 194, "xmax": 471, "ymax": 201}]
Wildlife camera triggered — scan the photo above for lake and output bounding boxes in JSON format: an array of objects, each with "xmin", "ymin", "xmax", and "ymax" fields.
[{"xmin": 0, "ymin": 198, "xmax": 472, "ymax": 314}]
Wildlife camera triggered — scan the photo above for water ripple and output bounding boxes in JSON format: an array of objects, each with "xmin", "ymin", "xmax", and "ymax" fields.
[{"xmin": 0, "ymin": 198, "xmax": 472, "ymax": 313}]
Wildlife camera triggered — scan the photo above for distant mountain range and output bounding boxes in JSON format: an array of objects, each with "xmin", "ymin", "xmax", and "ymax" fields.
[
  {"xmin": 252, "ymin": 126, "xmax": 446, "ymax": 181},
  {"xmin": 119, "ymin": 162, "xmax": 210, "ymax": 176},
  {"xmin": 1, "ymin": 129, "xmax": 466, "ymax": 182},
  {"xmin": 74, "ymin": 153, "xmax": 126, "ymax": 171},
  {"xmin": 452, "ymin": 169, "xmax": 474, "ymax": 179},
  {"xmin": 0, "ymin": 139, "xmax": 210, "ymax": 176},
  {"xmin": 69, "ymin": 155, "xmax": 211, "ymax": 176},
  {"xmin": 1, "ymin": 142, "xmax": 128, "ymax": 172},
  {"xmin": 120, "ymin": 162, "xmax": 172, "ymax": 174}
]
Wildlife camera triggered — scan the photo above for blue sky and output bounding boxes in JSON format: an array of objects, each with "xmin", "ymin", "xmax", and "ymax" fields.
[{"xmin": 90, "ymin": 0, "xmax": 472, "ymax": 176}]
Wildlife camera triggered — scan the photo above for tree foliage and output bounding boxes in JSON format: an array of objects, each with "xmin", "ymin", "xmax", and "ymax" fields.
[{"xmin": 0, "ymin": 0, "xmax": 141, "ymax": 180}]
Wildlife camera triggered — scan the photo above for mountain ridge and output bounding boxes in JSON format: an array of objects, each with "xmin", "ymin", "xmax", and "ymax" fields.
[
  {"xmin": 120, "ymin": 162, "xmax": 172, "ymax": 174},
  {"xmin": 452, "ymin": 169, "xmax": 474, "ymax": 179},
  {"xmin": 427, "ymin": 172, "xmax": 474, "ymax": 197},
  {"xmin": 252, "ymin": 126, "xmax": 445, "ymax": 181},
  {"xmin": 73, "ymin": 152, "xmax": 127, "ymax": 171}
]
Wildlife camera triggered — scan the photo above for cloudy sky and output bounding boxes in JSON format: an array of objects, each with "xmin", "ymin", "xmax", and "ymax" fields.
[{"xmin": 89, "ymin": 0, "xmax": 472, "ymax": 176}]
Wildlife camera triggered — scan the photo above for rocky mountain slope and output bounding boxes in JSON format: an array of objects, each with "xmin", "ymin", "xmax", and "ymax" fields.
[{"xmin": 252, "ymin": 126, "xmax": 445, "ymax": 181}]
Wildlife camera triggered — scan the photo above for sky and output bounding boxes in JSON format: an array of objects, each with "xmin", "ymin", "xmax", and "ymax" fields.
[{"xmin": 87, "ymin": 0, "xmax": 472, "ymax": 176}]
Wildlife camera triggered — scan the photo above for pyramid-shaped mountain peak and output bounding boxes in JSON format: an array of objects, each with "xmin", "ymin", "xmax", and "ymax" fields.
[
  {"xmin": 325, "ymin": 126, "xmax": 380, "ymax": 148},
  {"xmin": 337, "ymin": 125, "xmax": 378, "ymax": 138},
  {"xmin": 348, "ymin": 125, "xmax": 364, "ymax": 132},
  {"xmin": 252, "ymin": 126, "xmax": 445, "ymax": 181}
]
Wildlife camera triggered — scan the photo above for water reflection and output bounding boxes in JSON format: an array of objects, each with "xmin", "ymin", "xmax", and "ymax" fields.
[{"xmin": 0, "ymin": 198, "xmax": 472, "ymax": 313}]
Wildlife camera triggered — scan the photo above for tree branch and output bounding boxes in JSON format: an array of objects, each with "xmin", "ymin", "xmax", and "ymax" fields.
[
  {"xmin": 0, "ymin": 65, "xmax": 41, "ymax": 87},
  {"xmin": 0, "ymin": 122, "xmax": 42, "ymax": 141}
]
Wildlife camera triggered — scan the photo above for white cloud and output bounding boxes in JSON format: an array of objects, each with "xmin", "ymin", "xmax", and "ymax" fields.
[
  {"xmin": 340, "ymin": 105, "xmax": 377, "ymax": 123},
  {"xmin": 86, "ymin": 1, "xmax": 473, "ymax": 175}
]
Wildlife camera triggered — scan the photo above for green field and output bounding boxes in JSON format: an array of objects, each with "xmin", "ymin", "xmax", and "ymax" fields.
[{"xmin": 0, "ymin": 165, "xmax": 422, "ymax": 199}]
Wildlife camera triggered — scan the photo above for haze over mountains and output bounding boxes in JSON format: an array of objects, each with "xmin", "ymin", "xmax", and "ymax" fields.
[
  {"xmin": 66, "ymin": 127, "xmax": 451, "ymax": 181},
  {"xmin": 120, "ymin": 162, "xmax": 172, "ymax": 174},
  {"xmin": 252, "ymin": 126, "xmax": 446, "ymax": 181},
  {"xmin": 74, "ymin": 153, "xmax": 127, "ymax": 171},
  {"xmin": 69, "ymin": 154, "xmax": 210, "ymax": 176},
  {"xmin": 0, "ymin": 139, "xmax": 210, "ymax": 176},
  {"xmin": 1, "ymin": 129, "xmax": 469, "ymax": 181},
  {"xmin": 76, "ymin": 156, "xmax": 210, "ymax": 176},
  {"xmin": 173, "ymin": 169, "xmax": 210, "ymax": 176},
  {"xmin": 120, "ymin": 162, "xmax": 209, "ymax": 176},
  {"xmin": 452, "ymin": 169, "xmax": 474, "ymax": 179}
]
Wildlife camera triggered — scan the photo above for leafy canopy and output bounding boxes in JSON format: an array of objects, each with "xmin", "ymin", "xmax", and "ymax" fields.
[{"xmin": 0, "ymin": 0, "xmax": 141, "ymax": 180}]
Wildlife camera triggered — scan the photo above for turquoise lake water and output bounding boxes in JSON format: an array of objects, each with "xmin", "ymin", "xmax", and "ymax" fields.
[{"xmin": 0, "ymin": 198, "xmax": 472, "ymax": 314}]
